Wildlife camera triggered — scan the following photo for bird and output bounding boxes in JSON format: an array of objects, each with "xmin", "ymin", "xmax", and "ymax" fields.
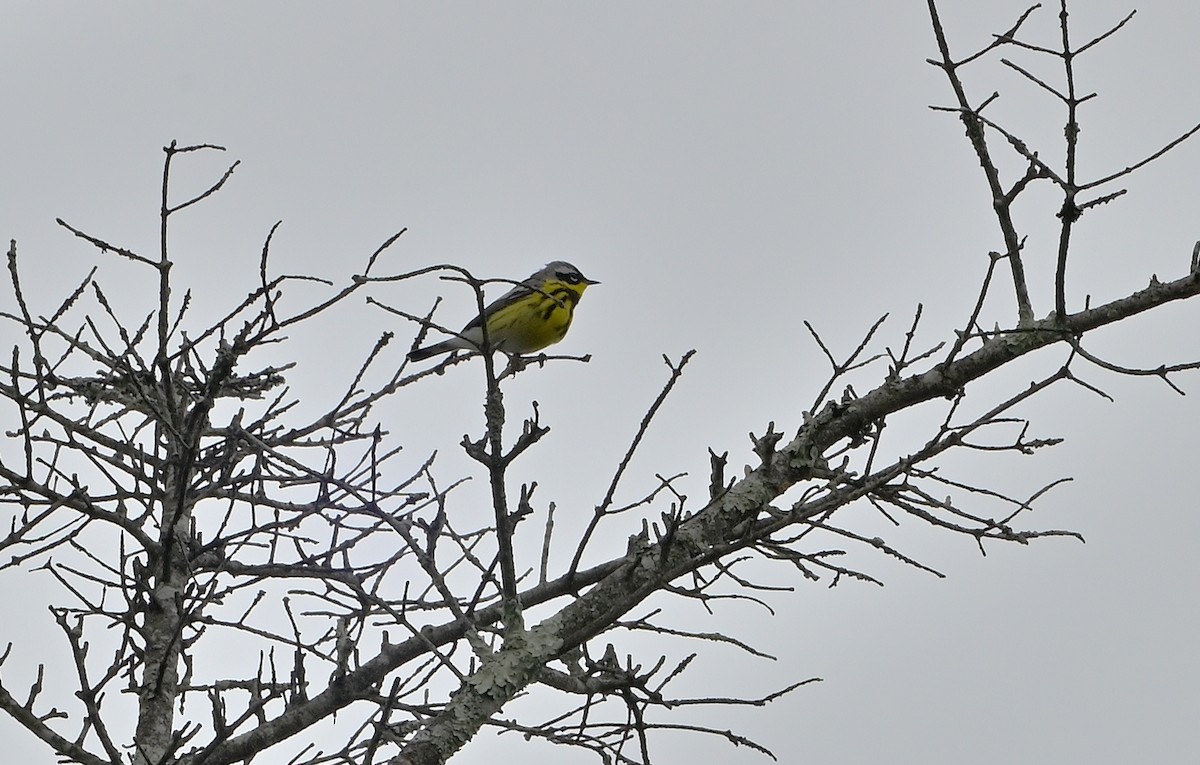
[{"xmin": 407, "ymin": 261, "xmax": 599, "ymax": 362}]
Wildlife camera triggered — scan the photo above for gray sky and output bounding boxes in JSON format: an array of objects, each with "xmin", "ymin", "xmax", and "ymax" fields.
[{"xmin": 2, "ymin": 2, "xmax": 1198, "ymax": 763}]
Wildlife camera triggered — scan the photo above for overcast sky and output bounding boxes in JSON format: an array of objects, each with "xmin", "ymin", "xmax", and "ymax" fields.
[{"xmin": 2, "ymin": 2, "xmax": 1198, "ymax": 763}]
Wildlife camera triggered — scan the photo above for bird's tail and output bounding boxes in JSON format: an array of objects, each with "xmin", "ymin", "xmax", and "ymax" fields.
[
  {"xmin": 407, "ymin": 341, "xmax": 451, "ymax": 362},
  {"xmin": 408, "ymin": 336, "xmax": 478, "ymax": 361}
]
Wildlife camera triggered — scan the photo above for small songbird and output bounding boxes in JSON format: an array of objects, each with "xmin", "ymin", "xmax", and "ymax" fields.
[{"xmin": 407, "ymin": 261, "xmax": 599, "ymax": 362}]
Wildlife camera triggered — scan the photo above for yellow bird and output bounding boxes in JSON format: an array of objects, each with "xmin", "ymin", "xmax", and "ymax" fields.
[{"xmin": 407, "ymin": 261, "xmax": 599, "ymax": 361}]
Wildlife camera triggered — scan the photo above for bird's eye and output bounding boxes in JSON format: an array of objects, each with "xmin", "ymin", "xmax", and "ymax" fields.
[{"xmin": 561, "ymin": 272, "xmax": 581, "ymax": 285}]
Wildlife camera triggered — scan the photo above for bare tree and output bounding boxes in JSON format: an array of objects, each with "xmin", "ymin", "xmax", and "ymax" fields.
[{"xmin": 1, "ymin": 3, "xmax": 1197, "ymax": 764}]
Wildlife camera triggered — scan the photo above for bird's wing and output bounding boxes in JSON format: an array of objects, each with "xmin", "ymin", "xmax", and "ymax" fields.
[{"xmin": 461, "ymin": 279, "xmax": 536, "ymax": 331}]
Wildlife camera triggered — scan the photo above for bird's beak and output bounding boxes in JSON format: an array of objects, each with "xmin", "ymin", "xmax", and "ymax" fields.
[{"xmin": 585, "ymin": 277, "xmax": 601, "ymax": 285}]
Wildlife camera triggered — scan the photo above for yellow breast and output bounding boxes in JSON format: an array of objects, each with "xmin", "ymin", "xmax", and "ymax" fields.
[{"xmin": 485, "ymin": 281, "xmax": 587, "ymax": 354}]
